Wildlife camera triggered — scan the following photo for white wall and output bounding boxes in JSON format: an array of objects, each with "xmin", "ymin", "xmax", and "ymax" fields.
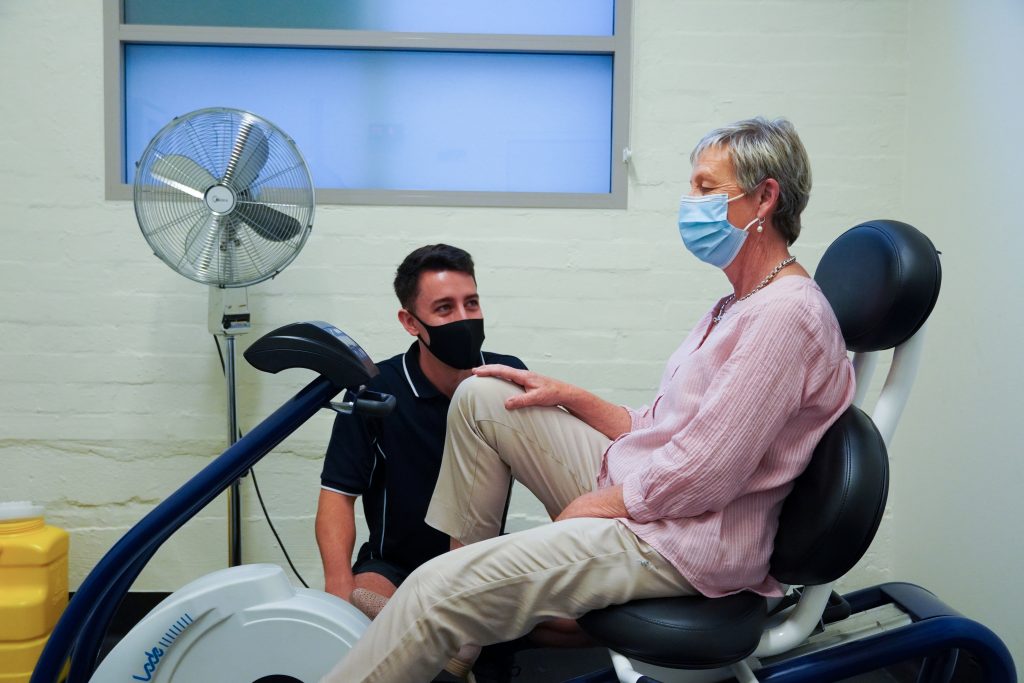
[
  {"xmin": 895, "ymin": 0, "xmax": 1024, "ymax": 668},
  {"xmin": 16, "ymin": 0, "xmax": 1016, "ymax": 659}
]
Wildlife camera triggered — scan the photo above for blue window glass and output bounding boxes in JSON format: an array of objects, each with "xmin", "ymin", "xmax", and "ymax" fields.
[
  {"xmin": 124, "ymin": 0, "xmax": 615, "ymax": 36},
  {"xmin": 124, "ymin": 45, "xmax": 614, "ymax": 194}
]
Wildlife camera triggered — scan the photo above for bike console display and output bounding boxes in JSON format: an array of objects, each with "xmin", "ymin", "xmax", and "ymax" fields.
[{"xmin": 244, "ymin": 321, "xmax": 380, "ymax": 390}]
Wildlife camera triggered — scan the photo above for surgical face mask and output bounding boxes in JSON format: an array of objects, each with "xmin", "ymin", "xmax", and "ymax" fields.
[
  {"xmin": 677, "ymin": 192, "xmax": 760, "ymax": 269},
  {"xmin": 412, "ymin": 315, "xmax": 485, "ymax": 369}
]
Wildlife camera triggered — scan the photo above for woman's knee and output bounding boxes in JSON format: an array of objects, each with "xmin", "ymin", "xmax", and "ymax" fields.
[
  {"xmin": 451, "ymin": 375, "xmax": 521, "ymax": 418},
  {"xmin": 402, "ymin": 553, "xmax": 461, "ymax": 601}
]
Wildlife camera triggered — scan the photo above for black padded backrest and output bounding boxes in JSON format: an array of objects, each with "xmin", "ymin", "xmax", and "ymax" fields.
[
  {"xmin": 815, "ymin": 220, "xmax": 941, "ymax": 353},
  {"xmin": 773, "ymin": 219, "xmax": 939, "ymax": 583},
  {"xmin": 770, "ymin": 405, "xmax": 888, "ymax": 585}
]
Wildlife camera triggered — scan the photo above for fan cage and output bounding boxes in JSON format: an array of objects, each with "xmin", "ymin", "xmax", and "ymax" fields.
[{"xmin": 134, "ymin": 107, "xmax": 315, "ymax": 288}]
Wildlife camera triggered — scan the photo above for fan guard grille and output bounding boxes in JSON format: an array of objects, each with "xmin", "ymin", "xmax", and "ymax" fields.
[{"xmin": 134, "ymin": 108, "xmax": 314, "ymax": 288}]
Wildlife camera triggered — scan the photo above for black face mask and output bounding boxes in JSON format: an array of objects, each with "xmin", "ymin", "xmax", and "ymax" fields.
[{"xmin": 412, "ymin": 315, "xmax": 485, "ymax": 370}]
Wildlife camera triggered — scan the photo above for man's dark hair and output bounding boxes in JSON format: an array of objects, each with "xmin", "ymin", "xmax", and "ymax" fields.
[{"xmin": 393, "ymin": 244, "xmax": 476, "ymax": 313}]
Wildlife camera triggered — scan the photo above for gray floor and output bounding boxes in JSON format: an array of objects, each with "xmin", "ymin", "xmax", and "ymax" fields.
[
  {"xmin": 480, "ymin": 646, "xmax": 897, "ymax": 682},
  {"xmin": 495, "ymin": 646, "xmax": 966, "ymax": 682}
]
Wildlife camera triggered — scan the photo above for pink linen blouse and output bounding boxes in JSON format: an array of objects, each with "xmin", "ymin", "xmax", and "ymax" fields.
[{"xmin": 599, "ymin": 275, "xmax": 855, "ymax": 597}]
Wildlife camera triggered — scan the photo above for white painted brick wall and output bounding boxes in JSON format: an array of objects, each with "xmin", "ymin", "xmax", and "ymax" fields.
[{"xmin": 1, "ymin": 0, "xmax": 909, "ymax": 593}]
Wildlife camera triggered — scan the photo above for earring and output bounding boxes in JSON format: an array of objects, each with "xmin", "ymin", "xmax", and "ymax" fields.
[{"xmin": 756, "ymin": 217, "xmax": 764, "ymax": 233}]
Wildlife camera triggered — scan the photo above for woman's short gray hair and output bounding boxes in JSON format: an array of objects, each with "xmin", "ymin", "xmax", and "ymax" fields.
[{"xmin": 690, "ymin": 116, "xmax": 811, "ymax": 245}]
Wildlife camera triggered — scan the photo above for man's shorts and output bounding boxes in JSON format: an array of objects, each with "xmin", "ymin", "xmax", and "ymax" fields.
[{"xmin": 351, "ymin": 543, "xmax": 411, "ymax": 588}]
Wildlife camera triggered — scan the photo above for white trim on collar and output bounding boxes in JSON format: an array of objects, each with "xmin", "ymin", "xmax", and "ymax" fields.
[{"xmin": 401, "ymin": 351, "xmax": 420, "ymax": 398}]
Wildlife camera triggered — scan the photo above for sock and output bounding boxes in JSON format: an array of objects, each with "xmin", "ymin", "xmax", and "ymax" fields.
[
  {"xmin": 350, "ymin": 588, "xmax": 389, "ymax": 619},
  {"xmin": 444, "ymin": 644, "xmax": 482, "ymax": 679}
]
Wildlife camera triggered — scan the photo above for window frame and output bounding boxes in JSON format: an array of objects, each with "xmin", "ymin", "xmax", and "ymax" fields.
[{"xmin": 103, "ymin": 0, "xmax": 633, "ymax": 208}]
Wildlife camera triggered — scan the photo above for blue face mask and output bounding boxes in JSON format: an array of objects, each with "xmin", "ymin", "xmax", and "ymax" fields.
[{"xmin": 677, "ymin": 192, "xmax": 759, "ymax": 269}]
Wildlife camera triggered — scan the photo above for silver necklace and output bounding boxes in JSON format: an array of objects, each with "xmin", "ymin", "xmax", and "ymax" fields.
[{"xmin": 712, "ymin": 256, "xmax": 797, "ymax": 325}]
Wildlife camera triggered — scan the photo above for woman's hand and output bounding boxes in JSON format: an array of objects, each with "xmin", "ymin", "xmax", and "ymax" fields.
[
  {"xmin": 473, "ymin": 364, "xmax": 632, "ymax": 440},
  {"xmin": 472, "ymin": 364, "xmax": 577, "ymax": 411},
  {"xmin": 555, "ymin": 485, "xmax": 629, "ymax": 522}
]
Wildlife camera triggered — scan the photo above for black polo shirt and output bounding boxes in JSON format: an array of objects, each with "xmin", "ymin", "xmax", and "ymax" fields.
[{"xmin": 321, "ymin": 342, "xmax": 527, "ymax": 575}]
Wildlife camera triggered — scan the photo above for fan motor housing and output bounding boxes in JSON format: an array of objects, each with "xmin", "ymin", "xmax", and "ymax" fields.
[{"xmin": 204, "ymin": 185, "xmax": 237, "ymax": 215}]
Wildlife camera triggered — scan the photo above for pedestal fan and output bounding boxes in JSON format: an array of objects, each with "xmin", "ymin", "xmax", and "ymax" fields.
[{"xmin": 133, "ymin": 107, "xmax": 314, "ymax": 566}]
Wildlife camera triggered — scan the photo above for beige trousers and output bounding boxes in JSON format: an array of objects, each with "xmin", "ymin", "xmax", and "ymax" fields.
[{"xmin": 322, "ymin": 376, "xmax": 695, "ymax": 683}]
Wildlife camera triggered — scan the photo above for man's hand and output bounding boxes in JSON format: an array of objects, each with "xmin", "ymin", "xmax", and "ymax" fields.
[
  {"xmin": 555, "ymin": 485, "xmax": 629, "ymax": 522},
  {"xmin": 472, "ymin": 364, "xmax": 576, "ymax": 410},
  {"xmin": 324, "ymin": 572, "xmax": 355, "ymax": 602}
]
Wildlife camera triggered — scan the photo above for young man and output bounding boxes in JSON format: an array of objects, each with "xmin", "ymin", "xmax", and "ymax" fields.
[{"xmin": 316, "ymin": 244, "xmax": 526, "ymax": 621}]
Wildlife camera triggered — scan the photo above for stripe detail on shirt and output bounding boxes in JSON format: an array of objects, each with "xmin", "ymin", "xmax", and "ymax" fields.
[
  {"xmin": 401, "ymin": 352, "xmax": 420, "ymax": 398},
  {"xmin": 375, "ymin": 441, "xmax": 389, "ymax": 559},
  {"xmin": 320, "ymin": 485, "xmax": 361, "ymax": 497}
]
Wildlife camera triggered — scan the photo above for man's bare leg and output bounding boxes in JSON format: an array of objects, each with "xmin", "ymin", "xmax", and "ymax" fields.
[{"xmin": 350, "ymin": 572, "xmax": 397, "ymax": 620}]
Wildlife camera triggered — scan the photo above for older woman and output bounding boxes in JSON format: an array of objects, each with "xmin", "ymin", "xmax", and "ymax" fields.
[{"xmin": 322, "ymin": 117, "xmax": 855, "ymax": 683}]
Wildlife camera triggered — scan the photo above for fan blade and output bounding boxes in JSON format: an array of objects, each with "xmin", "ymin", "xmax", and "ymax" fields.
[
  {"xmin": 224, "ymin": 123, "xmax": 269, "ymax": 192},
  {"xmin": 151, "ymin": 154, "xmax": 217, "ymax": 200},
  {"xmin": 179, "ymin": 213, "xmax": 222, "ymax": 279},
  {"xmin": 235, "ymin": 199, "xmax": 304, "ymax": 242}
]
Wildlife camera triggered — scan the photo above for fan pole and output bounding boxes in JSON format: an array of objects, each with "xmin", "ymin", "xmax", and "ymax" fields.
[
  {"xmin": 226, "ymin": 335, "xmax": 243, "ymax": 567},
  {"xmin": 210, "ymin": 286, "xmax": 251, "ymax": 568}
]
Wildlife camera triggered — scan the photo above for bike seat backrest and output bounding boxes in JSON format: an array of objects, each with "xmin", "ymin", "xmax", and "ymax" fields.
[
  {"xmin": 770, "ymin": 405, "xmax": 887, "ymax": 585},
  {"xmin": 772, "ymin": 220, "xmax": 942, "ymax": 584},
  {"xmin": 814, "ymin": 219, "xmax": 941, "ymax": 354}
]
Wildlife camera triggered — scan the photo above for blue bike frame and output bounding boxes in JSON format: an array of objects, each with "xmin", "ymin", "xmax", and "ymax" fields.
[{"xmin": 31, "ymin": 376, "xmax": 340, "ymax": 683}]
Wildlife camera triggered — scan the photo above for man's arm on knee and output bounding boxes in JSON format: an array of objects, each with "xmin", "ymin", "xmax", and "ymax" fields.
[{"xmin": 316, "ymin": 488, "xmax": 358, "ymax": 600}]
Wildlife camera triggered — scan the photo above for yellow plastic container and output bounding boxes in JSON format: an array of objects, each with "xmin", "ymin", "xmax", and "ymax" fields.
[{"xmin": 0, "ymin": 502, "xmax": 69, "ymax": 683}]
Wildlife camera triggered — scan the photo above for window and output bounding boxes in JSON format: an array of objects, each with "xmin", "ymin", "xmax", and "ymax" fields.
[{"xmin": 105, "ymin": 0, "xmax": 633, "ymax": 208}]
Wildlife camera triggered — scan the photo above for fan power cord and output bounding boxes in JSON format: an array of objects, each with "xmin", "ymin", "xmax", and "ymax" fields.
[
  {"xmin": 214, "ymin": 335, "xmax": 310, "ymax": 588},
  {"xmin": 248, "ymin": 466, "xmax": 309, "ymax": 588}
]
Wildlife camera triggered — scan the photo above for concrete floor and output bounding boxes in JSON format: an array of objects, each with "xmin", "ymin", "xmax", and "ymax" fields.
[{"xmin": 441, "ymin": 645, "xmax": 980, "ymax": 682}]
